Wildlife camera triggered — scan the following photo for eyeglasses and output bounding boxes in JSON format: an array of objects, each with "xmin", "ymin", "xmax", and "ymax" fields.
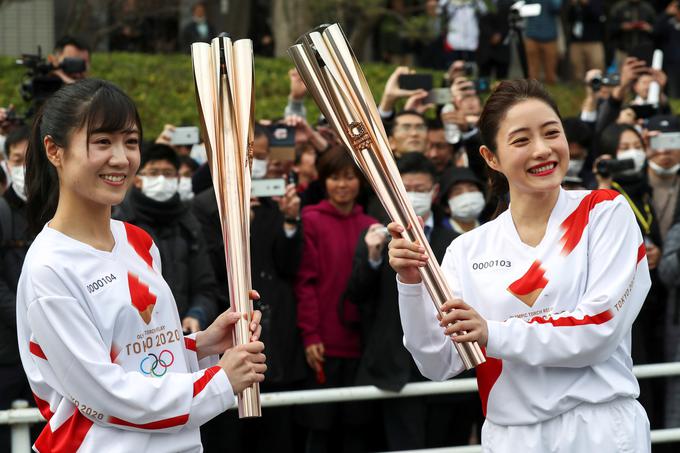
[
  {"xmin": 140, "ymin": 170, "xmax": 178, "ymax": 178},
  {"xmin": 395, "ymin": 123, "xmax": 427, "ymax": 133}
]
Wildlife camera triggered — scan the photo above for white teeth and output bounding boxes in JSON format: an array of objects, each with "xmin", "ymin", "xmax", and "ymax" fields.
[
  {"xmin": 101, "ymin": 175, "xmax": 125, "ymax": 182},
  {"xmin": 529, "ymin": 163, "xmax": 556, "ymax": 174}
]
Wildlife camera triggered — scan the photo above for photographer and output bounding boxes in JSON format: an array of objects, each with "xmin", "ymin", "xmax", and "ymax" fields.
[
  {"xmin": 609, "ymin": 0, "xmax": 656, "ymax": 65},
  {"xmin": 49, "ymin": 36, "xmax": 90, "ymax": 84},
  {"xmin": 566, "ymin": 0, "xmax": 606, "ymax": 81},
  {"xmin": 654, "ymin": 0, "xmax": 680, "ymax": 97},
  {"xmin": 524, "ymin": 0, "xmax": 563, "ymax": 84}
]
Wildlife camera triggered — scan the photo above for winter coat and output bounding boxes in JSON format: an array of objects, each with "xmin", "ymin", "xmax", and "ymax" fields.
[{"xmin": 295, "ymin": 200, "xmax": 377, "ymax": 358}]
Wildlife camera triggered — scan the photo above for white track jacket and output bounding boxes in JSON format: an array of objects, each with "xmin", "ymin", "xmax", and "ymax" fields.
[
  {"xmin": 17, "ymin": 220, "xmax": 234, "ymax": 452},
  {"xmin": 398, "ymin": 189, "xmax": 651, "ymax": 425}
]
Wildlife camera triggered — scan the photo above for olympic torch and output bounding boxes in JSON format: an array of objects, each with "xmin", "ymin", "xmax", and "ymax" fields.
[
  {"xmin": 191, "ymin": 37, "xmax": 261, "ymax": 417},
  {"xmin": 288, "ymin": 24, "xmax": 485, "ymax": 369}
]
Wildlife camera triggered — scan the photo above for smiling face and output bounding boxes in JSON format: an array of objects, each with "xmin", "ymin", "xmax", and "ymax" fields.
[
  {"xmin": 325, "ymin": 166, "xmax": 360, "ymax": 210},
  {"xmin": 48, "ymin": 125, "xmax": 141, "ymax": 208},
  {"xmin": 481, "ymin": 99, "xmax": 568, "ymax": 196}
]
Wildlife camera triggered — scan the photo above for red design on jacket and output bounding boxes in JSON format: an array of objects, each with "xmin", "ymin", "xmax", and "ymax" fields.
[
  {"xmin": 560, "ymin": 189, "xmax": 619, "ymax": 256},
  {"xmin": 508, "ymin": 260, "xmax": 548, "ymax": 307},
  {"xmin": 128, "ymin": 272, "xmax": 157, "ymax": 324}
]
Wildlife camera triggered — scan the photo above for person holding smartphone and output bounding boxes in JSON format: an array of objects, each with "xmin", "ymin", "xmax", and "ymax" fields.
[
  {"xmin": 388, "ymin": 79, "xmax": 651, "ymax": 452},
  {"xmin": 18, "ymin": 79, "xmax": 265, "ymax": 452}
]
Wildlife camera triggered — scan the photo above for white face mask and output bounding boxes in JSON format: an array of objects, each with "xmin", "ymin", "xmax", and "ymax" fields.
[
  {"xmin": 407, "ymin": 191, "xmax": 433, "ymax": 217},
  {"xmin": 9, "ymin": 165, "xmax": 27, "ymax": 201},
  {"xmin": 178, "ymin": 176, "xmax": 194, "ymax": 201},
  {"xmin": 449, "ymin": 191, "xmax": 485, "ymax": 221},
  {"xmin": 568, "ymin": 159, "xmax": 584, "ymax": 175},
  {"xmin": 648, "ymin": 160, "xmax": 680, "ymax": 176},
  {"xmin": 617, "ymin": 148, "xmax": 646, "ymax": 175},
  {"xmin": 140, "ymin": 176, "xmax": 178, "ymax": 202},
  {"xmin": 251, "ymin": 158, "xmax": 268, "ymax": 179}
]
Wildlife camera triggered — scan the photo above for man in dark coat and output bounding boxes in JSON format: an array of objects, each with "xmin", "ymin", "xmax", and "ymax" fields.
[
  {"xmin": 0, "ymin": 126, "xmax": 33, "ymax": 449},
  {"xmin": 113, "ymin": 144, "xmax": 219, "ymax": 332},
  {"xmin": 346, "ymin": 153, "xmax": 480, "ymax": 450}
]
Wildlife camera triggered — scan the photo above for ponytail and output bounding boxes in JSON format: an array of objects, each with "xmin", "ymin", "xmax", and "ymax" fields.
[
  {"xmin": 24, "ymin": 79, "xmax": 142, "ymax": 235},
  {"xmin": 25, "ymin": 110, "xmax": 60, "ymax": 235}
]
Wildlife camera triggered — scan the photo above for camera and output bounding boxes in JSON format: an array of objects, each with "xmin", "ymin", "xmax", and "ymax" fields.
[
  {"xmin": 16, "ymin": 46, "xmax": 87, "ymax": 112},
  {"xmin": 590, "ymin": 73, "xmax": 620, "ymax": 92},
  {"xmin": 596, "ymin": 158, "xmax": 634, "ymax": 178}
]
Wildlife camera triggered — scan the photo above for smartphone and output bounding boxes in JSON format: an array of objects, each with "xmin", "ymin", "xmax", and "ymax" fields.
[
  {"xmin": 268, "ymin": 125, "xmax": 296, "ymax": 161},
  {"xmin": 398, "ymin": 73, "xmax": 433, "ymax": 91},
  {"xmin": 425, "ymin": 88, "xmax": 452, "ymax": 105},
  {"xmin": 463, "ymin": 62, "xmax": 477, "ymax": 78},
  {"xmin": 251, "ymin": 178, "xmax": 286, "ymax": 197},
  {"xmin": 171, "ymin": 126, "xmax": 200, "ymax": 146},
  {"xmin": 650, "ymin": 132, "xmax": 680, "ymax": 151}
]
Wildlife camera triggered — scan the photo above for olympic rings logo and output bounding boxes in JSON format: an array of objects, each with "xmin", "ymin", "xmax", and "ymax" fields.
[{"xmin": 139, "ymin": 350, "xmax": 174, "ymax": 377}]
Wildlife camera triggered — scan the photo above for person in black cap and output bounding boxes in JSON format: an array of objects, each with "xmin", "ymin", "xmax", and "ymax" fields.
[
  {"xmin": 562, "ymin": 117, "xmax": 596, "ymax": 189},
  {"xmin": 646, "ymin": 115, "xmax": 680, "ymax": 241},
  {"xmin": 438, "ymin": 167, "xmax": 488, "ymax": 234}
]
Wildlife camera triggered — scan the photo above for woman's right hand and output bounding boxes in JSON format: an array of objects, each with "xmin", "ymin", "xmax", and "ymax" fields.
[
  {"xmin": 387, "ymin": 221, "xmax": 428, "ymax": 284},
  {"xmin": 219, "ymin": 341, "xmax": 266, "ymax": 394}
]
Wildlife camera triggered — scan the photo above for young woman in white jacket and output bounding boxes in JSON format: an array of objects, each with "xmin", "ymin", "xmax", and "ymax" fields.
[{"xmin": 388, "ymin": 79, "xmax": 651, "ymax": 452}]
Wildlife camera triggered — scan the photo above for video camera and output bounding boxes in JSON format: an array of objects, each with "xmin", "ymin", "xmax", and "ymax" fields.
[
  {"xmin": 590, "ymin": 73, "xmax": 620, "ymax": 92},
  {"xmin": 596, "ymin": 158, "xmax": 635, "ymax": 178},
  {"xmin": 16, "ymin": 46, "xmax": 87, "ymax": 111}
]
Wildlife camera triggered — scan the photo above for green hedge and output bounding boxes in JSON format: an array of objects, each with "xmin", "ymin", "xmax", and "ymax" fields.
[{"xmin": 1, "ymin": 53, "xmax": 678, "ymax": 137}]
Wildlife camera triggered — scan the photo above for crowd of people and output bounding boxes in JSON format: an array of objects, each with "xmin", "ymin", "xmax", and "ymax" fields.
[{"xmin": 0, "ymin": 9, "xmax": 680, "ymax": 451}]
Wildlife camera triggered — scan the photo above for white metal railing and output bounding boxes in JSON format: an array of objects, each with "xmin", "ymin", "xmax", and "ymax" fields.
[{"xmin": 3, "ymin": 362, "xmax": 680, "ymax": 452}]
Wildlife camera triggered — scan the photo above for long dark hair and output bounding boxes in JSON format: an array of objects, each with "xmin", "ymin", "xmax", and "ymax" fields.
[
  {"xmin": 25, "ymin": 79, "xmax": 142, "ymax": 234},
  {"xmin": 477, "ymin": 79, "xmax": 561, "ymax": 218}
]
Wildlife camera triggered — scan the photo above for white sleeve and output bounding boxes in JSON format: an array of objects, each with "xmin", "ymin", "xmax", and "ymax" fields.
[
  {"xmin": 486, "ymin": 196, "xmax": 651, "ymax": 368},
  {"xmin": 397, "ymin": 247, "xmax": 466, "ymax": 381},
  {"xmin": 26, "ymin": 270, "xmax": 235, "ymax": 433},
  {"xmin": 182, "ymin": 333, "xmax": 220, "ymax": 372}
]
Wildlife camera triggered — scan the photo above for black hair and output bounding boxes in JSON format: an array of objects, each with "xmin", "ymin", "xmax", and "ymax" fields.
[
  {"xmin": 25, "ymin": 79, "xmax": 143, "ymax": 234},
  {"xmin": 140, "ymin": 144, "xmax": 180, "ymax": 171},
  {"xmin": 426, "ymin": 118, "xmax": 444, "ymax": 130},
  {"xmin": 478, "ymin": 79, "xmax": 561, "ymax": 218},
  {"xmin": 598, "ymin": 123, "xmax": 645, "ymax": 157},
  {"xmin": 562, "ymin": 117, "xmax": 592, "ymax": 149},
  {"xmin": 396, "ymin": 152, "xmax": 436, "ymax": 180},
  {"xmin": 54, "ymin": 35, "xmax": 91, "ymax": 54},
  {"xmin": 179, "ymin": 155, "xmax": 199, "ymax": 173},
  {"xmin": 254, "ymin": 123, "xmax": 269, "ymax": 139},
  {"xmin": 387, "ymin": 110, "xmax": 426, "ymax": 137},
  {"xmin": 4, "ymin": 125, "xmax": 31, "ymax": 156},
  {"xmin": 317, "ymin": 146, "xmax": 362, "ymax": 189}
]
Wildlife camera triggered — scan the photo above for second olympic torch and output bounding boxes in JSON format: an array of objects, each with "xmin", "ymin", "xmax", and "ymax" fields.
[
  {"xmin": 288, "ymin": 24, "xmax": 485, "ymax": 369},
  {"xmin": 191, "ymin": 37, "xmax": 261, "ymax": 417}
]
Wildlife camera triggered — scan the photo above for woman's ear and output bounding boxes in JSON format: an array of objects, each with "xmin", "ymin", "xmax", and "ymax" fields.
[
  {"xmin": 479, "ymin": 145, "xmax": 501, "ymax": 172},
  {"xmin": 43, "ymin": 136, "xmax": 62, "ymax": 168}
]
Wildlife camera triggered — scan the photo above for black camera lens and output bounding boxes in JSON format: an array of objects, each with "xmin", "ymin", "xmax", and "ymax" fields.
[{"xmin": 590, "ymin": 76, "xmax": 602, "ymax": 92}]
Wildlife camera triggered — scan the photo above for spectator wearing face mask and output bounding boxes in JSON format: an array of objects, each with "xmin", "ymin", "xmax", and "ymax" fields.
[
  {"xmin": 439, "ymin": 167, "xmax": 487, "ymax": 234},
  {"xmin": 595, "ymin": 123, "xmax": 666, "ymax": 429},
  {"xmin": 562, "ymin": 117, "xmax": 596, "ymax": 189},
  {"xmin": 178, "ymin": 155, "xmax": 199, "ymax": 201},
  {"xmin": 345, "ymin": 153, "xmax": 478, "ymax": 449},
  {"xmin": 646, "ymin": 116, "xmax": 680, "ymax": 241},
  {"xmin": 181, "ymin": 1, "xmax": 215, "ymax": 52},
  {"xmin": 113, "ymin": 144, "xmax": 219, "ymax": 334},
  {"xmin": 0, "ymin": 125, "xmax": 33, "ymax": 450}
]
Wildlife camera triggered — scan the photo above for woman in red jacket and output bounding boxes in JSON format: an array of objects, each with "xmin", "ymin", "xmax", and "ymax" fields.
[{"xmin": 295, "ymin": 146, "xmax": 377, "ymax": 452}]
